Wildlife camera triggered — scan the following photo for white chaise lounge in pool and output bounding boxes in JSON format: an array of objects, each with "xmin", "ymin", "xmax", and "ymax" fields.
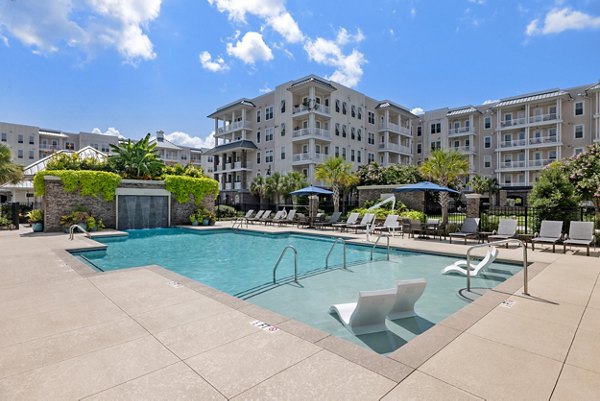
[
  {"xmin": 442, "ymin": 247, "xmax": 499, "ymax": 276},
  {"xmin": 329, "ymin": 279, "xmax": 427, "ymax": 335}
]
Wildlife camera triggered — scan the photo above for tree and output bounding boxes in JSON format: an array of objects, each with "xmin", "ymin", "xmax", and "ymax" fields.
[
  {"xmin": 420, "ymin": 149, "xmax": 469, "ymax": 227},
  {"xmin": 0, "ymin": 143, "xmax": 24, "ymax": 184},
  {"xmin": 564, "ymin": 143, "xmax": 600, "ymax": 209},
  {"xmin": 265, "ymin": 172, "xmax": 286, "ymax": 207},
  {"xmin": 529, "ymin": 161, "xmax": 578, "ymax": 230},
  {"xmin": 468, "ymin": 174, "xmax": 499, "ymax": 202},
  {"xmin": 281, "ymin": 171, "xmax": 307, "ymax": 204},
  {"xmin": 108, "ymin": 133, "xmax": 165, "ymax": 179},
  {"xmin": 250, "ymin": 175, "xmax": 268, "ymax": 209},
  {"xmin": 356, "ymin": 162, "xmax": 384, "ymax": 185},
  {"xmin": 315, "ymin": 157, "xmax": 354, "ymax": 213},
  {"xmin": 382, "ymin": 164, "xmax": 423, "ymax": 185}
]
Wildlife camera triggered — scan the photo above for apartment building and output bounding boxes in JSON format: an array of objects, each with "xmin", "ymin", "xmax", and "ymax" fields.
[
  {"xmin": 207, "ymin": 75, "xmax": 416, "ymax": 205},
  {"xmin": 150, "ymin": 131, "xmax": 213, "ymax": 174}
]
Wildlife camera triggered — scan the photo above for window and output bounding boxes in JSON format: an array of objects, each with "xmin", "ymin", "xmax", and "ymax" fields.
[
  {"xmin": 29, "ymin": 135, "xmax": 34, "ymax": 145},
  {"xmin": 335, "ymin": 123, "xmax": 340, "ymax": 136},
  {"xmin": 368, "ymin": 111, "xmax": 375, "ymax": 124},
  {"xmin": 417, "ymin": 126, "xmax": 422, "ymax": 136},
  {"xmin": 265, "ymin": 128, "xmax": 274, "ymax": 141},
  {"xmin": 342, "ymin": 125, "xmax": 347, "ymax": 138},
  {"xmin": 101, "ymin": 145, "xmax": 110, "ymax": 153},
  {"xmin": 367, "ymin": 132, "xmax": 375, "ymax": 145},
  {"xmin": 28, "ymin": 150, "xmax": 34, "ymax": 159},
  {"xmin": 417, "ymin": 143, "xmax": 422, "ymax": 154},
  {"xmin": 256, "ymin": 131, "xmax": 261, "ymax": 143},
  {"xmin": 351, "ymin": 105, "xmax": 356, "ymax": 118},
  {"xmin": 350, "ymin": 149, "xmax": 355, "ymax": 162},
  {"xmin": 265, "ymin": 106, "xmax": 274, "ymax": 120},
  {"xmin": 335, "ymin": 146, "xmax": 340, "ymax": 157},
  {"xmin": 342, "ymin": 102, "xmax": 347, "ymax": 115},
  {"xmin": 265, "ymin": 149, "xmax": 274, "ymax": 163},
  {"xmin": 358, "ymin": 107, "xmax": 362, "ymax": 120},
  {"xmin": 335, "ymin": 99, "xmax": 340, "ymax": 113},
  {"xmin": 18, "ymin": 134, "xmax": 23, "ymax": 143},
  {"xmin": 257, "ymin": 152, "xmax": 261, "ymax": 164},
  {"xmin": 280, "ymin": 100, "xmax": 286, "ymax": 113},
  {"xmin": 65, "ymin": 142, "xmax": 75, "ymax": 150},
  {"xmin": 351, "ymin": 127, "xmax": 355, "ymax": 140},
  {"xmin": 342, "ymin": 147, "xmax": 347, "ymax": 160},
  {"xmin": 368, "ymin": 153, "xmax": 374, "ymax": 163},
  {"xmin": 575, "ymin": 102, "xmax": 584, "ymax": 116},
  {"xmin": 256, "ymin": 110, "xmax": 261, "ymax": 123},
  {"xmin": 324, "ymin": 145, "xmax": 329, "ymax": 155},
  {"xmin": 484, "ymin": 116, "xmax": 491, "ymax": 129},
  {"xmin": 315, "ymin": 144, "xmax": 321, "ymax": 154},
  {"xmin": 280, "ymin": 146, "xmax": 286, "ymax": 160},
  {"xmin": 281, "ymin": 123, "xmax": 285, "ymax": 136},
  {"xmin": 1, "ymin": 133, "xmax": 6, "ymax": 141},
  {"xmin": 574, "ymin": 148, "xmax": 584, "ymax": 156},
  {"xmin": 302, "ymin": 169, "xmax": 308, "ymax": 177},
  {"xmin": 357, "ymin": 129, "xmax": 362, "ymax": 141},
  {"xmin": 484, "ymin": 136, "xmax": 491, "ymax": 148},
  {"xmin": 208, "ymin": 156, "xmax": 213, "ymax": 163},
  {"xmin": 484, "ymin": 155, "xmax": 491, "ymax": 168},
  {"xmin": 91, "ymin": 143, "xmax": 99, "ymax": 150},
  {"xmin": 549, "ymin": 150, "xmax": 557, "ymax": 160},
  {"xmin": 430, "ymin": 123, "xmax": 441, "ymax": 134},
  {"xmin": 357, "ymin": 151, "xmax": 362, "ymax": 163},
  {"xmin": 574, "ymin": 125, "xmax": 584, "ymax": 139},
  {"xmin": 18, "ymin": 149, "xmax": 23, "ymax": 158}
]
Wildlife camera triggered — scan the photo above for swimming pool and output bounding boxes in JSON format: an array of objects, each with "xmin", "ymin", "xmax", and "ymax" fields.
[{"xmin": 74, "ymin": 228, "xmax": 522, "ymax": 353}]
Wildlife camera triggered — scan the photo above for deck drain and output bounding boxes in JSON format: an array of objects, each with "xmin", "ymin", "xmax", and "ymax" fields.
[
  {"xmin": 166, "ymin": 280, "xmax": 183, "ymax": 288},
  {"xmin": 250, "ymin": 320, "xmax": 279, "ymax": 333},
  {"xmin": 500, "ymin": 300, "xmax": 515, "ymax": 309}
]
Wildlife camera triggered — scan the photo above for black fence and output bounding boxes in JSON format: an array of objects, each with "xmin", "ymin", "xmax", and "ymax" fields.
[{"xmin": 0, "ymin": 202, "xmax": 34, "ymax": 229}]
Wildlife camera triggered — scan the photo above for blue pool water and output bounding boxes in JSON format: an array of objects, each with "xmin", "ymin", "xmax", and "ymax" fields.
[{"xmin": 75, "ymin": 228, "xmax": 522, "ymax": 353}]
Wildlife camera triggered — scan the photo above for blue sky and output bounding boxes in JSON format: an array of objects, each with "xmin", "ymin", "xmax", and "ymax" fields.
[{"xmin": 1, "ymin": 0, "xmax": 599, "ymax": 148}]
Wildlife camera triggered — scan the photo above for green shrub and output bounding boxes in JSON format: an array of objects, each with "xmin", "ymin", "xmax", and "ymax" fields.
[
  {"xmin": 164, "ymin": 175, "xmax": 219, "ymax": 206},
  {"xmin": 34, "ymin": 170, "xmax": 122, "ymax": 201},
  {"xmin": 27, "ymin": 209, "xmax": 43, "ymax": 223},
  {"xmin": 400, "ymin": 210, "xmax": 426, "ymax": 222},
  {"xmin": 216, "ymin": 205, "xmax": 237, "ymax": 218}
]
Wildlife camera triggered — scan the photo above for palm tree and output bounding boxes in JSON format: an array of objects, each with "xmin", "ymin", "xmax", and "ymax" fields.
[
  {"xmin": 0, "ymin": 144, "xmax": 24, "ymax": 184},
  {"xmin": 468, "ymin": 174, "xmax": 499, "ymax": 205},
  {"xmin": 281, "ymin": 171, "xmax": 307, "ymax": 205},
  {"xmin": 265, "ymin": 172, "xmax": 286, "ymax": 207},
  {"xmin": 420, "ymin": 149, "xmax": 469, "ymax": 228},
  {"xmin": 315, "ymin": 157, "xmax": 354, "ymax": 213},
  {"xmin": 108, "ymin": 133, "xmax": 165, "ymax": 179},
  {"xmin": 250, "ymin": 175, "xmax": 268, "ymax": 209}
]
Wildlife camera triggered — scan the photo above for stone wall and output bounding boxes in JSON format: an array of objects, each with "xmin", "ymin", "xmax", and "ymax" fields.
[
  {"xmin": 357, "ymin": 185, "xmax": 425, "ymax": 211},
  {"xmin": 43, "ymin": 176, "xmax": 215, "ymax": 232}
]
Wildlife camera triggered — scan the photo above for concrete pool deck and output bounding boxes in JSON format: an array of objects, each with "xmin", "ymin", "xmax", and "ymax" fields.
[{"xmin": 0, "ymin": 223, "xmax": 599, "ymax": 400}]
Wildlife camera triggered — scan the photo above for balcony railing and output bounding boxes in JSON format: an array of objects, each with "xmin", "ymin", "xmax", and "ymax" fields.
[
  {"xmin": 452, "ymin": 145, "xmax": 473, "ymax": 154},
  {"xmin": 292, "ymin": 128, "xmax": 331, "ymax": 140},
  {"xmin": 292, "ymin": 104, "xmax": 330, "ymax": 115},
  {"xmin": 292, "ymin": 152, "xmax": 325, "ymax": 163},
  {"xmin": 448, "ymin": 126, "xmax": 475, "ymax": 136},
  {"xmin": 499, "ymin": 113, "xmax": 560, "ymax": 129},
  {"xmin": 501, "ymin": 181, "xmax": 527, "ymax": 187},
  {"xmin": 528, "ymin": 136, "xmax": 558, "ymax": 145},
  {"xmin": 528, "ymin": 158, "xmax": 555, "ymax": 168},
  {"xmin": 217, "ymin": 121, "xmax": 252, "ymax": 134},
  {"xmin": 378, "ymin": 142, "xmax": 412, "ymax": 154},
  {"xmin": 378, "ymin": 122, "xmax": 411, "ymax": 136},
  {"xmin": 224, "ymin": 183, "xmax": 233, "ymax": 190},
  {"xmin": 499, "ymin": 160, "xmax": 526, "ymax": 169},
  {"xmin": 499, "ymin": 139, "xmax": 527, "ymax": 148}
]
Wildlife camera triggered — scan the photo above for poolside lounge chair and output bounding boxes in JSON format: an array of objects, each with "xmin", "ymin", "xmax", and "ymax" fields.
[
  {"xmin": 313, "ymin": 211, "xmax": 342, "ymax": 230},
  {"xmin": 449, "ymin": 218, "xmax": 480, "ymax": 245},
  {"xmin": 346, "ymin": 213, "xmax": 375, "ymax": 233},
  {"xmin": 387, "ymin": 278, "xmax": 427, "ymax": 320},
  {"xmin": 488, "ymin": 219, "xmax": 518, "ymax": 246},
  {"xmin": 407, "ymin": 219, "xmax": 426, "ymax": 238},
  {"xmin": 278, "ymin": 209, "xmax": 297, "ymax": 225},
  {"xmin": 264, "ymin": 210, "xmax": 284, "ymax": 225},
  {"xmin": 332, "ymin": 212, "xmax": 360, "ymax": 231},
  {"xmin": 246, "ymin": 210, "xmax": 265, "ymax": 224},
  {"xmin": 442, "ymin": 246, "xmax": 499, "ymax": 276},
  {"xmin": 563, "ymin": 221, "xmax": 595, "ymax": 256},
  {"xmin": 256, "ymin": 210, "xmax": 272, "ymax": 224},
  {"xmin": 329, "ymin": 287, "xmax": 397, "ymax": 335},
  {"xmin": 531, "ymin": 220, "xmax": 563, "ymax": 252},
  {"xmin": 242, "ymin": 209, "xmax": 255, "ymax": 220},
  {"xmin": 372, "ymin": 215, "xmax": 399, "ymax": 236}
]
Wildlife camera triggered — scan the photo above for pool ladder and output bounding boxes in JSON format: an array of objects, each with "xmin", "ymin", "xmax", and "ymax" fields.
[
  {"xmin": 370, "ymin": 232, "xmax": 391, "ymax": 261},
  {"xmin": 69, "ymin": 224, "xmax": 91, "ymax": 240},
  {"xmin": 272, "ymin": 245, "xmax": 298, "ymax": 284},
  {"xmin": 325, "ymin": 238, "xmax": 347, "ymax": 269},
  {"xmin": 232, "ymin": 218, "xmax": 247, "ymax": 230}
]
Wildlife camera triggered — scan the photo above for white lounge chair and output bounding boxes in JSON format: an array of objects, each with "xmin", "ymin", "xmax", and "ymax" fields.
[
  {"xmin": 449, "ymin": 218, "xmax": 480, "ymax": 244},
  {"xmin": 488, "ymin": 219, "xmax": 518, "ymax": 246},
  {"xmin": 247, "ymin": 210, "xmax": 265, "ymax": 223},
  {"xmin": 346, "ymin": 213, "xmax": 375, "ymax": 233},
  {"xmin": 373, "ymin": 215, "xmax": 399, "ymax": 236},
  {"xmin": 329, "ymin": 288, "xmax": 397, "ymax": 335},
  {"xmin": 531, "ymin": 220, "xmax": 563, "ymax": 252},
  {"xmin": 332, "ymin": 212, "xmax": 360, "ymax": 231},
  {"xmin": 279, "ymin": 209, "xmax": 297, "ymax": 225},
  {"xmin": 387, "ymin": 278, "xmax": 427, "ymax": 320},
  {"xmin": 442, "ymin": 246, "xmax": 499, "ymax": 276},
  {"xmin": 563, "ymin": 221, "xmax": 595, "ymax": 256}
]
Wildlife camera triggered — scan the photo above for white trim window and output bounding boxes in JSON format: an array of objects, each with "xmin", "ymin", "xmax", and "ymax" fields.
[
  {"xmin": 265, "ymin": 128, "xmax": 274, "ymax": 141},
  {"xmin": 280, "ymin": 145, "xmax": 286, "ymax": 160},
  {"xmin": 574, "ymin": 101, "xmax": 584, "ymax": 116},
  {"xmin": 265, "ymin": 106, "xmax": 274, "ymax": 120},
  {"xmin": 574, "ymin": 124, "xmax": 584, "ymax": 139},
  {"xmin": 265, "ymin": 149, "xmax": 274, "ymax": 163},
  {"xmin": 484, "ymin": 116, "xmax": 491, "ymax": 129},
  {"xmin": 256, "ymin": 110, "xmax": 261, "ymax": 123},
  {"xmin": 574, "ymin": 147, "xmax": 584, "ymax": 156},
  {"xmin": 484, "ymin": 136, "xmax": 491, "ymax": 148},
  {"xmin": 484, "ymin": 155, "xmax": 491, "ymax": 168}
]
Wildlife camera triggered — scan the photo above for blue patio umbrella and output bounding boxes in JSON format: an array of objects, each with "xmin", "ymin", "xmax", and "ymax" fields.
[
  {"xmin": 394, "ymin": 181, "xmax": 459, "ymax": 194},
  {"xmin": 289, "ymin": 185, "xmax": 333, "ymax": 226}
]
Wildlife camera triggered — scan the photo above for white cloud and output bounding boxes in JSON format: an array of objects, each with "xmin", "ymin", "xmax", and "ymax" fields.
[
  {"xmin": 258, "ymin": 86, "xmax": 272, "ymax": 94},
  {"xmin": 165, "ymin": 131, "xmax": 215, "ymax": 149},
  {"xmin": 91, "ymin": 127, "xmax": 121, "ymax": 137},
  {"xmin": 266, "ymin": 12, "xmax": 303, "ymax": 43},
  {"xmin": 0, "ymin": 34, "xmax": 8, "ymax": 47},
  {"xmin": 526, "ymin": 7, "xmax": 600, "ymax": 36},
  {"xmin": 482, "ymin": 99, "xmax": 499, "ymax": 105},
  {"xmin": 226, "ymin": 31, "xmax": 273, "ymax": 64},
  {"xmin": 199, "ymin": 51, "xmax": 229, "ymax": 72},
  {"xmin": 0, "ymin": 0, "xmax": 161, "ymax": 62},
  {"xmin": 304, "ymin": 28, "xmax": 366, "ymax": 88},
  {"xmin": 411, "ymin": 107, "xmax": 424, "ymax": 115},
  {"xmin": 469, "ymin": 0, "xmax": 486, "ymax": 4},
  {"xmin": 410, "ymin": 8, "xmax": 417, "ymax": 17}
]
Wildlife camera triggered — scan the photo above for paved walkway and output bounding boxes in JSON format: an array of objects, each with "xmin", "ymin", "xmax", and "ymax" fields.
[{"xmin": 0, "ymin": 223, "xmax": 598, "ymax": 400}]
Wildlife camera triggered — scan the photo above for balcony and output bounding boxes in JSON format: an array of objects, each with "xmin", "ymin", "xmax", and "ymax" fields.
[
  {"xmin": 292, "ymin": 103, "xmax": 331, "ymax": 116},
  {"xmin": 39, "ymin": 144, "xmax": 60, "ymax": 150},
  {"xmin": 224, "ymin": 183, "xmax": 233, "ymax": 190},
  {"xmin": 217, "ymin": 161, "xmax": 253, "ymax": 172},
  {"xmin": 378, "ymin": 122, "xmax": 411, "ymax": 136},
  {"xmin": 528, "ymin": 136, "xmax": 559, "ymax": 146},
  {"xmin": 501, "ymin": 181, "xmax": 528, "ymax": 188},
  {"xmin": 452, "ymin": 145, "xmax": 474, "ymax": 154},
  {"xmin": 498, "ymin": 113, "xmax": 560, "ymax": 130},
  {"xmin": 292, "ymin": 152, "xmax": 325, "ymax": 165},
  {"xmin": 291, "ymin": 128, "xmax": 331, "ymax": 142},
  {"xmin": 499, "ymin": 138, "xmax": 527, "ymax": 149},
  {"xmin": 378, "ymin": 142, "xmax": 411, "ymax": 155},
  {"xmin": 528, "ymin": 158, "xmax": 554, "ymax": 168},
  {"xmin": 216, "ymin": 121, "xmax": 252, "ymax": 135},
  {"xmin": 498, "ymin": 160, "xmax": 526, "ymax": 169},
  {"xmin": 448, "ymin": 126, "xmax": 476, "ymax": 137}
]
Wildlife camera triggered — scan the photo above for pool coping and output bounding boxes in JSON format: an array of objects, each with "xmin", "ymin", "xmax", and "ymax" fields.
[{"xmin": 54, "ymin": 228, "xmax": 550, "ymax": 383}]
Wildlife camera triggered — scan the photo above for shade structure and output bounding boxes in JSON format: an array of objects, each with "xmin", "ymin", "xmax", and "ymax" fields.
[
  {"xmin": 395, "ymin": 181, "xmax": 459, "ymax": 194},
  {"xmin": 289, "ymin": 185, "xmax": 333, "ymax": 196}
]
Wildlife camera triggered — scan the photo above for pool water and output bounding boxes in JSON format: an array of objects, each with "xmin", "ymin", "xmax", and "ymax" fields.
[{"xmin": 75, "ymin": 228, "xmax": 522, "ymax": 354}]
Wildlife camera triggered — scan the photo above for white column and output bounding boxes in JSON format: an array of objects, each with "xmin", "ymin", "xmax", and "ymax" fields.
[
  {"xmin": 241, "ymin": 109, "xmax": 247, "ymax": 140},
  {"xmin": 214, "ymin": 118, "xmax": 219, "ymax": 146}
]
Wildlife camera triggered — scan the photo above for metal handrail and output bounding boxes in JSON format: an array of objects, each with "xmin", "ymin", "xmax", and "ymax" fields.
[
  {"xmin": 465, "ymin": 238, "xmax": 529, "ymax": 295},
  {"xmin": 326, "ymin": 238, "xmax": 347, "ymax": 269},
  {"xmin": 370, "ymin": 232, "xmax": 391, "ymax": 261},
  {"xmin": 69, "ymin": 224, "xmax": 91, "ymax": 240},
  {"xmin": 232, "ymin": 218, "xmax": 247, "ymax": 230},
  {"xmin": 272, "ymin": 245, "xmax": 298, "ymax": 284}
]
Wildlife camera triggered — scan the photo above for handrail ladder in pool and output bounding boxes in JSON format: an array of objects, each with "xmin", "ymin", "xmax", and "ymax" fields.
[
  {"xmin": 272, "ymin": 245, "xmax": 298, "ymax": 284},
  {"xmin": 69, "ymin": 224, "xmax": 91, "ymax": 240},
  {"xmin": 370, "ymin": 232, "xmax": 391, "ymax": 261},
  {"xmin": 466, "ymin": 238, "xmax": 529, "ymax": 295},
  {"xmin": 325, "ymin": 238, "xmax": 347, "ymax": 269},
  {"xmin": 232, "ymin": 218, "xmax": 248, "ymax": 230}
]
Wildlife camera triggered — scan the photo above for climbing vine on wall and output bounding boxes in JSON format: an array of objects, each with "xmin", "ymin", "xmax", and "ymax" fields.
[
  {"xmin": 33, "ymin": 170, "xmax": 122, "ymax": 201},
  {"xmin": 164, "ymin": 175, "xmax": 219, "ymax": 206}
]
